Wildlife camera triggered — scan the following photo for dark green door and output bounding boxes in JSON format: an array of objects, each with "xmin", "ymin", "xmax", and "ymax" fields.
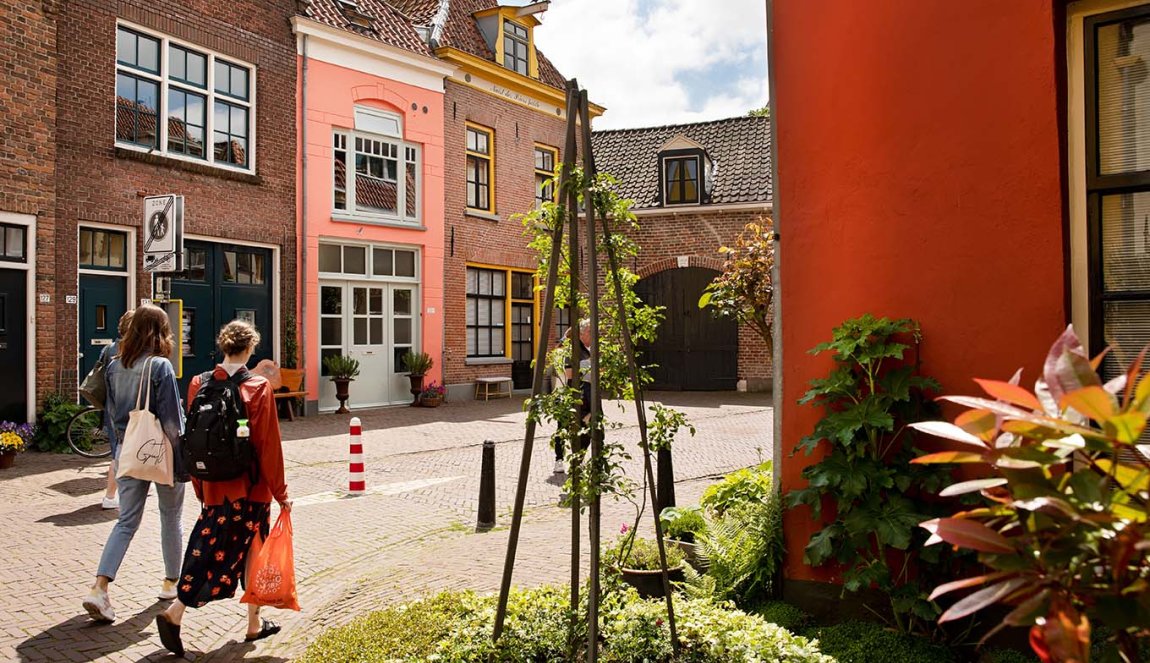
[
  {"xmin": 170, "ymin": 240, "xmax": 273, "ymax": 395},
  {"xmin": 79, "ymin": 275, "xmax": 128, "ymax": 381},
  {"xmin": 0, "ymin": 269, "xmax": 27, "ymax": 421}
]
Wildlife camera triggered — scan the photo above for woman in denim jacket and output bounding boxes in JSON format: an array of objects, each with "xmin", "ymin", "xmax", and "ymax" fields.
[{"xmin": 82, "ymin": 304, "xmax": 187, "ymax": 623}]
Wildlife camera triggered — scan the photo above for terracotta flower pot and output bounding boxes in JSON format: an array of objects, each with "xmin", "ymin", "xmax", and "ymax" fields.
[{"xmin": 0, "ymin": 451, "xmax": 15, "ymax": 469}]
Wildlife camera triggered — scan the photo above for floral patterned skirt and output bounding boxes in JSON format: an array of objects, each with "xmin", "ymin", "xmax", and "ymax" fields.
[{"xmin": 177, "ymin": 499, "xmax": 271, "ymax": 608}]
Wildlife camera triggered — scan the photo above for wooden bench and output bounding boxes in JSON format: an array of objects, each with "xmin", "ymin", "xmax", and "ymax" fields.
[
  {"xmin": 475, "ymin": 376, "xmax": 513, "ymax": 401},
  {"xmin": 274, "ymin": 368, "xmax": 307, "ymax": 421}
]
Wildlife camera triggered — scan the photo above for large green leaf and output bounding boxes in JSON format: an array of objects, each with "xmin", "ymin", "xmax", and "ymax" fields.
[{"xmin": 804, "ymin": 523, "xmax": 842, "ymax": 566}]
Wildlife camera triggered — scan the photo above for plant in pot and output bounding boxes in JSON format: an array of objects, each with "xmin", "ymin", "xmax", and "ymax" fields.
[
  {"xmin": 606, "ymin": 526, "xmax": 687, "ymax": 599},
  {"xmin": 0, "ymin": 421, "xmax": 33, "ymax": 469},
  {"xmin": 401, "ymin": 351, "xmax": 434, "ymax": 407},
  {"xmin": 419, "ymin": 381, "xmax": 446, "ymax": 408},
  {"xmin": 659, "ymin": 504, "xmax": 707, "ymax": 564},
  {"xmin": 323, "ymin": 354, "xmax": 360, "ymax": 414}
]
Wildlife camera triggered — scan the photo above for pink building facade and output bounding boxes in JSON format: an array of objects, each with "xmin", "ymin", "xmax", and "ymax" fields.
[{"xmin": 293, "ymin": 13, "xmax": 453, "ymax": 413}]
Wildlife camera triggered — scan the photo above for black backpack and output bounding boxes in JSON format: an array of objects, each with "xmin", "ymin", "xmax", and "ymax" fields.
[{"xmin": 182, "ymin": 371, "xmax": 258, "ymax": 482}]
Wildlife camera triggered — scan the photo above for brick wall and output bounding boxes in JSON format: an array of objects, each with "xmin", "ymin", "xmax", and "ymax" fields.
[
  {"xmin": 52, "ymin": 0, "xmax": 297, "ymax": 393},
  {"xmin": 442, "ymin": 79, "xmax": 568, "ymax": 387},
  {"xmin": 629, "ymin": 207, "xmax": 773, "ymax": 390},
  {"xmin": 0, "ymin": 0, "xmax": 58, "ymax": 409}
]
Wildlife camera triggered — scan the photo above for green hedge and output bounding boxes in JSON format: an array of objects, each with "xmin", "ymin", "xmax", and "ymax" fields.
[
  {"xmin": 803, "ymin": 620, "xmax": 954, "ymax": 663},
  {"xmin": 299, "ymin": 585, "xmax": 834, "ymax": 663}
]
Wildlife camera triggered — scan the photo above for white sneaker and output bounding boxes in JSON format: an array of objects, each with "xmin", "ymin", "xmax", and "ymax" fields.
[
  {"xmin": 553, "ymin": 459, "xmax": 566, "ymax": 474},
  {"xmin": 101, "ymin": 496, "xmax": 118, "ymax": 510},
  {"xmin": 82, "ymin": 588, "xmax": 115, "ymax": 622},
  {"xmin": 158, "ymin": 579, "xmax": 178, "ymax": 600}
]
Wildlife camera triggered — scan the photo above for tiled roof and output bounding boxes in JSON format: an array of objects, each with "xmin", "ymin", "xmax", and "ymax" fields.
[
  {"xmin": 381, "ymin": 0, "xmax": 568, "ymax": 90},
  {"xmin": 591, "ymin": 116, "xmax": 772, "ymax": 210},
  {"xmin": 304, "ymin": 0, "xmax": 434, "ymax": 56}
]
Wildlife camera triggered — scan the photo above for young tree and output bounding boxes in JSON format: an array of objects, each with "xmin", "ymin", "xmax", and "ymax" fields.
[{"xmin": 699, "ymin": 219, "xmax": 776, "ymax": 355}]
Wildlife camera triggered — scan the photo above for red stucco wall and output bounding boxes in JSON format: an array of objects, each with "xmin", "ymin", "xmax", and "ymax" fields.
[{"xmin": 771, "ymin": 0, "xmax": 1067, "ymax": 582}]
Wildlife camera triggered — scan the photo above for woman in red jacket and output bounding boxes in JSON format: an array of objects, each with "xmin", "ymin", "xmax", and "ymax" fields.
[{"xmin": 155, "ymin": 320, "xmax": 290, "ymax": 657}]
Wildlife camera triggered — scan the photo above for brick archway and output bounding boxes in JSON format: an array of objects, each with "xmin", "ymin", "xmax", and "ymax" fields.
[{"xmin": 636, "ymin": 255, "xmax": 723, "ymax": 279}]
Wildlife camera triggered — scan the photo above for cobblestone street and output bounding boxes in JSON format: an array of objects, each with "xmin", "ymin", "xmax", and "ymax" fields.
[{"xmin": 0, "ymin": 392, "xmax": 771, "ymax": 662}]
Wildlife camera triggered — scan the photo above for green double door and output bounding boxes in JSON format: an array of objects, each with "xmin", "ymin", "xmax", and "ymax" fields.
[{"xmin": 170, "ymin": 240, "xmax": 273, "ymax": 394}]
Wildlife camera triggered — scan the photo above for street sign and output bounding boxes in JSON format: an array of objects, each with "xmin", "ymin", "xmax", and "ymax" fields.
[{"xmin": 143, "ymin": 194, "xmax": 184, "ymax": 272}]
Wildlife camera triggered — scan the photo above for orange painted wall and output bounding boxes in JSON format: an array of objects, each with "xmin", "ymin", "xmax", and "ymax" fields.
[
  {"xmin": 297, "ymin": 55, "xmax": 446, "ymax": 400},
  {"xmin": 770, "ymin": 1, "xmax": 1067, "ymax": 582}
]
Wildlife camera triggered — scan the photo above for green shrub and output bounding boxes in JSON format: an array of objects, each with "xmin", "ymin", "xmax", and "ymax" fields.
[
  {"xmin": 700, "ymin": 461, "xmax": 773, "ymax": 515},
  {"xmin": 805, "ymin": 620, "xmax": 955, "ymax": 663},
  {"xmin": 755, "ymin": 601, "xmax": 811, "ymax": 632},
  {"xmin": 980, "ymin": 648, "xmax": 1037, "ymax": 663},
  {"xmin": 299, "ymin": 585, "xmax": 835, "ymax": 663},
  {"xmin": 659, "ymin": 504, "xmax": 707, "ymax": 541},
  {"xmin": 606, "ymin": 534, "xmax": 686, "ymax": 571},
  {"xmin": 33, "ymin": 391, "xmax": 86, "ymax": 453},
  {"xmin": 684, "ymin": 491, "xmax": 783, "ymax": 607}
]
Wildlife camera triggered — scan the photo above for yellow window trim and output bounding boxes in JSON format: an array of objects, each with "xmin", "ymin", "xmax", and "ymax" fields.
[
  {"xmin": 465, "ymin": 122, "xmax": 496, "ymax": 214},
  {"xmin": 465, "ymin": 263, "xmax": 539, "ymax": 359},
  {"xmin": 534, "ymin": 143, "xmax": 559, "ymax": 203}
]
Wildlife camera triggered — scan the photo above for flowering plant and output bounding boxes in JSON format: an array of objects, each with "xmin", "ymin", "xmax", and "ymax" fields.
[
  {"xmin": 0, "ymin": 422, "xmax": 34, "ymax": 453},
  {"xmin": 420, "ymin": 382, "xmax": 446, "ymax": 400}
]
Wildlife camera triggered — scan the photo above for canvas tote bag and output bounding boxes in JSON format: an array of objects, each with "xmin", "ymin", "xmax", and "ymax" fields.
[{"xmin": 116, "ymin": 357, "xmax": 175, "ymax": 485}]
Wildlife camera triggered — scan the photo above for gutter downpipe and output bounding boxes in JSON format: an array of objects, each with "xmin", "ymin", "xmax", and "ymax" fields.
[{"xmin": 300, "ymin": 32, "xmax": 310, "ymax": 412}]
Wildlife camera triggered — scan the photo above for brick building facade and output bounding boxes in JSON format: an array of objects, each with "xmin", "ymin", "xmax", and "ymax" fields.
[
  {"xmin": 593, "ymin": 117, "xmax": 773, "ymax": 392},
  {"xmin": 54, "ymin": 0, "xmax": 298, "ymax": 398},
  {"xmin": 0, "ymin": 1, "xmax": 58, "ymax": 421}
]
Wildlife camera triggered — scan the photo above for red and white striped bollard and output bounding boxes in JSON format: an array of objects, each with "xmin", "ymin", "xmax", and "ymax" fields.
[{"xmin": 348, "ymin": 417, "xmax": 365, "ymax": 495}]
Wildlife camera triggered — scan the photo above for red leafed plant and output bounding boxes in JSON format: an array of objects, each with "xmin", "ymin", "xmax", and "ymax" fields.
[{"xmin": 912, "ymin": 326, "xmax": 1149, "ymax": 663}]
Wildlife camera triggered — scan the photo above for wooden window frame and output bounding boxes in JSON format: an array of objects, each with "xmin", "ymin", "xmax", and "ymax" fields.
[
  {"xmin": 465, "ymin": 264, "xmax": 537, "ymax": 359},
  {"xmin": 466, "ymin": 124, "xmax": 495, "ymax": 213},
  {"xmin": 660, "ymin": 153, "xmax": 702, "ymax": 206},
  {"xmin": 534, "ymin": 144, "xmax": 558, "ymax": 207}
]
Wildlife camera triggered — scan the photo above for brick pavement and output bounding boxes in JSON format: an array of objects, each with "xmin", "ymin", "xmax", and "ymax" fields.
[{"xmin": 0, "ymin": 392, "xmax": 771, "ymax": 662}]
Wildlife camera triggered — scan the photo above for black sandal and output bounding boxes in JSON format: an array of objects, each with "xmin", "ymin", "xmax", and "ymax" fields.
[
  {"xmin": 155, "ymin": 613, "xmax": 185, "ymax": 657},
  {"xmin": 244, "ymin": 618, "xmax": 282, "ymax": 642}
]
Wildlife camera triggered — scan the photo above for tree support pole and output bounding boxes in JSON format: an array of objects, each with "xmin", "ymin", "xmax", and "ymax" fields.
[{"xmin": 492, "ymin": 80, "xmax": 580, "ymax": 652}]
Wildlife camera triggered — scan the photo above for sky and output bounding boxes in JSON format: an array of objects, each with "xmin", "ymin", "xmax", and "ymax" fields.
[{"xmin": 534, "ymin": 0, "xmax": 769, "ymax": 130}]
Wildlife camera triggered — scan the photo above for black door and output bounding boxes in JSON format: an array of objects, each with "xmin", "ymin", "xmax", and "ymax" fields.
[
  {"xmin": 0, "ymin": 269, "xmax": 26, "ymax": 420},
  {"xmin": 79, "ymin": 275, "xmax": 127, "ymax": 380},
  {"xmin": 635, "ymin": 267, "xmax": 737, "ymax": 391},
  {"xmin": 169, "ymin": 240, "xmax": 273, "ymax": 395}
]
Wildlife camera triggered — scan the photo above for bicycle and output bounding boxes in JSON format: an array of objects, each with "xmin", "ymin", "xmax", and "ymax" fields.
[{"xmin": 66, "ymin": 406, "xmax": 113, "ymax": 458}]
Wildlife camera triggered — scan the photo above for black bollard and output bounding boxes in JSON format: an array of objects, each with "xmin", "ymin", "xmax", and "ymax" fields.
[
  {"xmin": 478, "ymin": 440, "xmax": 496, "ymax": 531},
  {"xmin": 656, "ymin": 447, "xmax": 676, "ymax": 514}
]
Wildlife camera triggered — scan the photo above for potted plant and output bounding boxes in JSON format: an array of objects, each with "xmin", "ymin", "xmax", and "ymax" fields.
[
  {"xmin": 419, "ymin": 381, "xmax": 446, "ymax": 408},
  {"xmin": 0, "ymin": 422, "xmax": 33, "ymax": 469},
  {"xmin": 323, "ymin": 354, "xmax": 361, "ymax": 414},
  {"xmin": 401, "ymin": 350, "xmax": 433, "ymax": 406},
  {"xmin": 607, "ymin": 526, "xmax": 686, "ymax": 599},
  {"xmin": 659, "ymin": 504, "xmax": 707, "ymax": 564}
]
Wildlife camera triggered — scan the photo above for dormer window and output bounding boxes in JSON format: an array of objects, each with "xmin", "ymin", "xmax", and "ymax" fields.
[
  {"xmin": 664, "ymin": 156, "xmax": 699, "ymax": 205},
  {"xmin": 503, "ymin": 20, "xmax": 530, "ymax": 75}
]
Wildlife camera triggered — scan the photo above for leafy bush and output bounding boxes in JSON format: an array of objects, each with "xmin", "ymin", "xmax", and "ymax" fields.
[
  {"xmin": 755, "ymin": 601, "xmax": 811, "ymax": 632},
  {"xmin": 701, "ymin": 461, "xmax": 774, "ymax": 515},
  {"xmin": 299, "ymin": 585, "xmax": 835, "ymax": 663},
  {"xmin": 805, "ymin": 620, "xmax": 956, "ymax": 663},
  {"xmin": 785, "ymin": 315, "xmax": 961, "ymax": 636},
  {"xmin": 684, "ymin": 493, "xmax": 783, "ymax": 607},
  {"xmin": 659, "ymin": 505, "xmax": 707, "ymax": 541},
  {"xmin": 912, "ymin": 327, "xmax": 1150, "ymax": 661},
  {"xmin": 606, "ymin": 533, "xmax": 686, "ymax": 571},
  {"xmin": 33, "ymin": 391, "xmax": 86, "ymax": 453}
]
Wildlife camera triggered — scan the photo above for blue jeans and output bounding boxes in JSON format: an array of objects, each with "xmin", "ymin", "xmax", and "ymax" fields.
[{"xmin": 96, "ymin": 475, "xmax": 185, "ymax": 582}]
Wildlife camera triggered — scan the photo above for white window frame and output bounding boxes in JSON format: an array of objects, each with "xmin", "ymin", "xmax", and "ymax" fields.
[
  {"xmin": 661, "ymin": 154, "xmax": 701, "ymax": 206},
  {"xmin": 317, "ymin": 239, "xmax": 421, "ymax": 283},
  {"xmin": 114, "ymin": 21, "xmax": 257, "ymax": 174},
  {"xmin": 332, "ymin": 107, "xmax": 422, "ymax": 226}
]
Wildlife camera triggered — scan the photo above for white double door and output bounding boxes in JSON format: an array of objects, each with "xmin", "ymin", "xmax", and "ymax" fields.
[{"xmin": 319, "ymin": 281, "xmax": 417, "ymax": 409}]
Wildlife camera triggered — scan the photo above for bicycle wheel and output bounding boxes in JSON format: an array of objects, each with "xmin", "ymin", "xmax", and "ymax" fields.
[{"xmin": 67, "ymin": 408, "xmax": 112, "ymax": 458}]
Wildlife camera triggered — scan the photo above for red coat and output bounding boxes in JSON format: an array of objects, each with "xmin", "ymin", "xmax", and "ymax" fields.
[{"xmin": 186, "ymin": 366, "xmax": 289, "ymax": 506}]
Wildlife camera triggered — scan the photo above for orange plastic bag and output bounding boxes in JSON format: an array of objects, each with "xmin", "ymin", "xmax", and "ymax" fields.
[{"xmin": 240, "ymin": 510, "xmax": 300, "ymax": 611}]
